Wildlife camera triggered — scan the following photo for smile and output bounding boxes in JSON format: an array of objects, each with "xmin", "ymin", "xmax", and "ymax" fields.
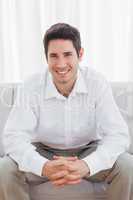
[{"xmin": 56, "ymin": 69, "xmax": 70, "ymax": 75}]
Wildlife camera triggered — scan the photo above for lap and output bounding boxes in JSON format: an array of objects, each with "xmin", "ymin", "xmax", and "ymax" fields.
[
  {"xmin": 0, "ymin": 156, "xmax": 18, "ymax": 173},
  {"xmin": 86, "ymin": 152, "xmax": 133, "ymax": 183}
]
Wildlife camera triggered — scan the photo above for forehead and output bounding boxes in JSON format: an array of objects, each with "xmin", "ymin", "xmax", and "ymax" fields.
[{"xmin": 48, "ymin": 39, "xmax": 75, "ymax": 53}]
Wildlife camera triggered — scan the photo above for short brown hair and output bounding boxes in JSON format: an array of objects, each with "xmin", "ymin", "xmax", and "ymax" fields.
[{"xmin": 43, "ymin": 23, "xmax": 81, "ymax": 59}]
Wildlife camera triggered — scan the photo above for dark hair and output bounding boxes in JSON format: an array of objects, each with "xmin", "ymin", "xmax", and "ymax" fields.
[{"xmin": 43, "ymin": 23, "xmax": 81, "ymax": 59}]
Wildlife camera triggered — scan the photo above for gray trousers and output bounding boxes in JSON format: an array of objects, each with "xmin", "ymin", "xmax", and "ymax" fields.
[{"xmin": 0, "ymin": 142, "xmax": 133, "ymax": 200}]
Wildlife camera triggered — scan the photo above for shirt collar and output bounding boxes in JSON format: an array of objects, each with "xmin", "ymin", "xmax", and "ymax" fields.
[
  {"xmin": 44, "ymin": 68, "xmax": 88, "ymax": 100},
  {"xmin": 71, "ymin": 69, "xmax": 88, "ymax": 96}
]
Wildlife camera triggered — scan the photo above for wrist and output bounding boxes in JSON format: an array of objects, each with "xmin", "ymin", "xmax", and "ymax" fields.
[
  {"xmin": 82, "ymin": 160, "xmax": 90, "ymax": 177},
  {"xmin": 42, "ymin": 161, "xmax": 49, "ymax": 176}
]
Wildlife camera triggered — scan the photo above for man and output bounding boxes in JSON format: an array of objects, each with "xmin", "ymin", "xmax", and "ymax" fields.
[{"xmin": 0, "ymin": 23, "xmax": 133, "ymax": 200}]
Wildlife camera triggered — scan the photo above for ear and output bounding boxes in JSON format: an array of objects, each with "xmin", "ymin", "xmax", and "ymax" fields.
[{"xmin": 78, "ymin": 48, "xmax": 84, "ymax": 61}]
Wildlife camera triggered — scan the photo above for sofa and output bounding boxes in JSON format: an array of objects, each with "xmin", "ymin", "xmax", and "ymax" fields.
[{"xmin": 0, "ymin": 82, "xmax": 133, "ymax": 200}]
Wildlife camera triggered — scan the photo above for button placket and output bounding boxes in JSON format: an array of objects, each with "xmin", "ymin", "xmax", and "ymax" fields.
[{"xmin": 64, "ymin": 98, "xmax": 72, "ymax": 147}]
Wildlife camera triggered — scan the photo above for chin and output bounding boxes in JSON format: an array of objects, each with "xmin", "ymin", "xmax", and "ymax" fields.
[{"xmin": 58, "ymin": 79, "xmax": 69, "ymax": 84}]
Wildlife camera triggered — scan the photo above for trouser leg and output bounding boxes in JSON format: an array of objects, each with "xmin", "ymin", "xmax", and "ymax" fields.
[
  {"xmin": 87, "ymin": 152, "xmax": 133, "ymax": 200},
  {"xmin": 106, "ymin": 152, "xmax": 133, "ymax": 200},
  {"xmin": 0, "ymin": 156, "xmax": 30, "ymax": 200}
]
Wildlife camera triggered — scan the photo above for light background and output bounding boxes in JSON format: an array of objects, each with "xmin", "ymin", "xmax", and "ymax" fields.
[{"xmin": 0, "ymin": 0, "xmax": 133, "ymax": 82}]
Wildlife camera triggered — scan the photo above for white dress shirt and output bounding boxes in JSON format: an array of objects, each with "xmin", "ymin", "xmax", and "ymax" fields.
[{"xmin": 3, "ymin": 66, "xmax": 130, "ymax": 176}]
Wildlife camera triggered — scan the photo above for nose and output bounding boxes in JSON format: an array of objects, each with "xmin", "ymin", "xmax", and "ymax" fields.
[{"xmin": 56, "ymin": 57, "xmax": 67, "ymax": 69}]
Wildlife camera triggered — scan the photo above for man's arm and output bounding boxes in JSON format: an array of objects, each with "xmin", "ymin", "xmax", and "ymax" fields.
[
  {"xmin": 82, "ymin": 79, "xmax": 130, "ymax": 176},
  {"xmin": 3, "ymin": 86, "xmax": 47, "ymax": 176}
]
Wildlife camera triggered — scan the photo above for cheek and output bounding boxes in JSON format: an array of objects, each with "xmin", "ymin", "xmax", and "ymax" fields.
[
  {"xmin": 48, "ymin": 66, "xmax": 55, "ymax": 75},
  {"xmin": 48, "ymin": 62, "xmax": 56, "ymax": 71},
  {"xmin": 48, "ymin": 58, "xmax": 56, "ymax": 67},
  {"xmin": 71, "ymin": 61, "xmax": 78, "ymax": 70}
]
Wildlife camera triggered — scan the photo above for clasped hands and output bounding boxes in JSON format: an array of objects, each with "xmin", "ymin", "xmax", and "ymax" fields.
[{"xmin": 42, "ymin": 155, "xmax": 90, "ymax": 187}]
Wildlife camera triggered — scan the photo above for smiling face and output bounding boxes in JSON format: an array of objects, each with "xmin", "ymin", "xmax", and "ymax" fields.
[{"xmin": 47, "ymin": 39, "xmax": 83, "ymax": 87}]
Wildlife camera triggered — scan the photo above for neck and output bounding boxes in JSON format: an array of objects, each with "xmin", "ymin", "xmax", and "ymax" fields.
[{"xmin": 54, "ymin": 78, "xmax": 77, "ymax": 97}]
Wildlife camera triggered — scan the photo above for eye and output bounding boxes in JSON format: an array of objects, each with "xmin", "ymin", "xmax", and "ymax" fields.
[
  {"xmin": 50, "ymin": 54, "xmax": 57, "ymax": 58},
  {"xmin": 49, "ymin": 54, "xmax": 58, "ymax": 59},
  {"xmin": 64, "ymin": 52, "xmax": 72, "ymax": 57}
]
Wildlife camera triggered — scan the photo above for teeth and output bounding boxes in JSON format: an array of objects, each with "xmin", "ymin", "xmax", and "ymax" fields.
[
  {"xmin": 57, "ymin": 70, "xmax": 69, "ymax": 74},
  {"xmin": 58, "ymin": 71, "xmax": 67, "ymax": 74}
]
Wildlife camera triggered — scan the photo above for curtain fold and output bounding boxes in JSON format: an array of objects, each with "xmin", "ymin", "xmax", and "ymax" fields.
[{"xmin": 0, "ymin": 0, "xmax": 132, "ymax": 82}]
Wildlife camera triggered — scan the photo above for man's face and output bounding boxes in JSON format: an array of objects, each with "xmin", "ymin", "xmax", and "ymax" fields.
[{"xmin": 47, "ymin": 39, "xmax": 83, "ymax": 85}]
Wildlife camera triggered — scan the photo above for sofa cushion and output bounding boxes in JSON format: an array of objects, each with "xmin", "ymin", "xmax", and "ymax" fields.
[
  {"xmin": 111, "ymin": 82, "xmax": 133, "ymax": 153},
  {"xmin": 0, "ymin": 84, "xmax": 15, "ymax": 156}
]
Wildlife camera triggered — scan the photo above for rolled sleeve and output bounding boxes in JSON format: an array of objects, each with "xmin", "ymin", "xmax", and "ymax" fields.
[
  {"xmin": 3, "ymin": 85, "xmax": 48, "ymax": 176},
  {"xmin": 83, "ymin": 79, "xmax": 130, "ymax": 176}
]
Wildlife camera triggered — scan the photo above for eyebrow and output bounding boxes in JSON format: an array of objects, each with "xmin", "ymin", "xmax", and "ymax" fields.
[
  {"xmin": 49, "ymin": 51, "xmax": 73, "ymax": 56},
  {"xmin": 63, "ymin": 51, "xmax": 73, "ymax": 55},
  {"xmin": 49, "ymin": 53, "xmax": 57, "ymax": 56}
]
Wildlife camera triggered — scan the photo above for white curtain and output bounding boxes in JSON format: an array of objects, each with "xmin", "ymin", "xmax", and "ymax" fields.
[{"xmin": 0, "ymin": 0, "xmax": 133, "ymax": 82}]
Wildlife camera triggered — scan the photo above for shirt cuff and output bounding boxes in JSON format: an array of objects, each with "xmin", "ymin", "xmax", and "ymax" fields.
[
  {"xmin": 82, "ymin": 152, "xmax": 112, "ymax": 176},
  {"xmin": 18, "ymin": 151, "xmax": 49, "ymax": 177}
]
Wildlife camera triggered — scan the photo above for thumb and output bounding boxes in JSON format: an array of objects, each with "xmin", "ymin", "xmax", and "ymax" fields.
[{"xmin": 53, "ymin": 155, "xmax": 78, "ymax": 161}]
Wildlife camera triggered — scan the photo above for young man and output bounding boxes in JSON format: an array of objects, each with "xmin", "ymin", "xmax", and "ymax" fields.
[{"xmin": 0, "ymin": 23, "xmax": 133, "ymax": 200}]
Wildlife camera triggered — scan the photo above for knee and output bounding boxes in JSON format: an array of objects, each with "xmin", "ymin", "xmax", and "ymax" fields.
[
  {"xmin": 0, "ymin": 156, "xmax": 18, "ymax": 183},
  {"xmin": 116, "ymin": 152, "xmax": 133, "ymax": 177}
]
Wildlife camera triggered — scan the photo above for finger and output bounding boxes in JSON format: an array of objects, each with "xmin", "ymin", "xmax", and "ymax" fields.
[
  {"xmin": 65, "ymin": 174, "xmax": 81, "ymax": 181},
  {"xmin": 51, "ymin": 159, "xmax": 67, "ymax": 167},
  {"xmin": 52, "ymin": 178, "xmax": 67, "ymax": 186},
  {"xmin": 67, "ymin": 163, "xmax": 77, "ymax": 172},
  {"xmin": 65, "ymin": 157, "xmax": 78, "ymax": 161},
  {"xmin": 53, "ymin": 155, "xmax": 78, "ymax": 161},
  {"xmin": 66, "ymin": 179, "xmax": 81, "ymax": 185},
  {"xmin": 53, "ymin": 156, "xmax": 65, "ymax": 160},
  {"xmin": 50, "ymin": 170, "xmax": 68, "ymax": 181},
  {"xmin": 57, "ymin": 165, "xmax": 68, "ymax": 171},
  {"xmin": 54, "ymin": 179, "xmax": 81, "ymax": 187}
]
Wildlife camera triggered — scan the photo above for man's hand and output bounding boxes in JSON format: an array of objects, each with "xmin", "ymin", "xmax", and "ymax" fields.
[
  {"xmin": 52, "ymin": 156, "xmax": 90, "ymax": 186},
  {"xmin": 42, "ymin": 159, "xmax": 69, "ymax": 185},
  {"xmin": 65, "ymin": 159, "xmax": 90, "ymax": 183}
]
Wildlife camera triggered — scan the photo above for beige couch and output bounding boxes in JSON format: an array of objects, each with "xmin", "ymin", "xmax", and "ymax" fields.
[{"xmin": 0, "ymin": 82, "xmax": 133, "ymax": 200}]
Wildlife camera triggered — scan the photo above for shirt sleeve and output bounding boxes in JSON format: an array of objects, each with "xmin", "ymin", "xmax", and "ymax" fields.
[
  {"xmin": 3, "ymin": 85, "xmax": 48, "ymax": 176},
  {"xmin": 82, "ymin": 79, "xmax": 130, "ymax": 176}
]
